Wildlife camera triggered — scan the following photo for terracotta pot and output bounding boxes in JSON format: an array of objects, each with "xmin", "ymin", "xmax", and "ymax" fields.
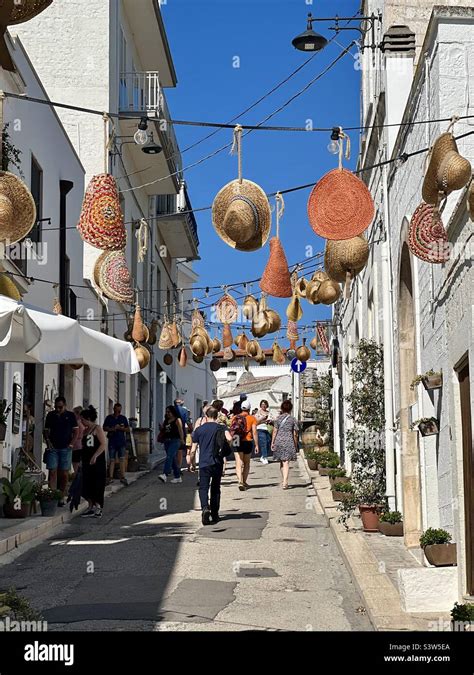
[
  {"xmin": 3, "ymin": 502, "xmax": 30, "ymax": 519},
  {"xmin": 318, "ymin": 466, "xmax": 334, "ymax": 476},
  {"xmin": 307, "ymin": 458, "xmax": 318, "ymax": 471},
  {"xmin": 358, "ymin": 504, "xmax": 381, "ymax": 532},
  {"xmin": 378, "ymin": 521, "xmax": 404, "ymax": 537},
  {"xmin": 424, "ymin": 543, "xmax": 457, "ymax": 567}
]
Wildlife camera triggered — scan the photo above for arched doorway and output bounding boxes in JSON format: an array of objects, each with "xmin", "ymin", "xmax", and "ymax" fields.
[{"xmin": 398, "ymin": 241, "xmax": 422, "ymax": 547}]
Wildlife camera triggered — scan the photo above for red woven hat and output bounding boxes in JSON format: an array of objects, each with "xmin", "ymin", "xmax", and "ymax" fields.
[
  {"xmin": 307, "ymin": 168, "xmax": 374, "ymax": 240},
  {"xmin": 260, "ymin": 237, "xmax": 292, "ymax": 297},
  {"xmin": 94, "ymin": 250, "xmax": 134, "ymax": 303},
  {"xmin": 78, "ymin": 174, "xmax": 127, "ymax": 250},
  {"xmin": 408, "ymin": 203, "xmax": 450, "ymax": 264}
]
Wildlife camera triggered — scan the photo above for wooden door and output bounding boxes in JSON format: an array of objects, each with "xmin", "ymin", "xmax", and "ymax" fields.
[{"xmin": 458, "ymin": 360, "xmax": 473, "ymax": 595}]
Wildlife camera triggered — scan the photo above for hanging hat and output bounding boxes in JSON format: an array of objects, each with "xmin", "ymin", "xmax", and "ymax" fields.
[
  {"xmin": 212, "ymin": 179, "xmax": 271, "ymax": 252},
  {"xmin": 408, "ymin": 203, "xmax": 450, "ymax": 264},
  {"xmin": 467, "ymin": 181, "xmax": 474, "ymax": 221},
  {"xmin": 286, "ymin": 320, "xmax": 299, "ymax": 342},
  {"xmin": 307, "ymin": 168, "xmax": 374, "ymax": 240},
  {"xmin": 158, "ymin": 321, "xmax": 174, "ymax": 350},
  {"xmin": 0, "ymin": 273, "xmax": 21, "ymax": 301},
  {"xmin": 259, "ymin": 237, "xmax": 292, "ymax": 297},
  {"xmin": 78, "ymin": 174, "xmax": 127, "ymax": 250},
  {"xmin": 0, "ymin": 171, "xmax": 36, "ymax": 245},
  {"xmin": 242, "ymin": 294, "xmax": 258, "ymax": 319},
  {"xmin": 422, "ymin": 132, "xmax": 472, "ymax": 205},
  {"xmin": 0, "ymin": 1, "xmax": 52, "ymax": 71},
  {"xmin": 94, "ymin": 250, "xmax": 134, "ymax": 303},
  {"xmin": 324, "ymin": 236, "xmax": 370, "ymax": 283},
  {"xmin": 215, "ymin": 293, "xmax": 238, "ymax": 323}
]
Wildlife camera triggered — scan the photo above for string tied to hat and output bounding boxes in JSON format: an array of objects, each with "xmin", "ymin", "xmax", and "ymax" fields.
[
  {"xmin": 230, "ymin": 125, "xmax": 244, "ymax": 184},
  {"xmin": 337, "ymin": 127, "xmax": 351, "ymax": 171},
  {"xmin": 102, "ymin": 113, "xmax": 115, "ymax": 174},
  {"xmin": 447, "ymin": 115, "xmax": 460, "ymax": 134},
  {"xmin": 275, "ymin": 192, "xmax": 285, "ymax": 239},
  {"xmin": 136, "ymin": 218, "xmax": 149, "ymax": 263}
]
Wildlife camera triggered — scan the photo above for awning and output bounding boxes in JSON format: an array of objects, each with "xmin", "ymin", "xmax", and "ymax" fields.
[{"xmin": 0, "ymin": 296, "xmax": 140, "ymax": 374}]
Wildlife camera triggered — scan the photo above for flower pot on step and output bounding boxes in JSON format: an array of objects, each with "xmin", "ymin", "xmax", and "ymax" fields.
[
  {"xmin": 3, "ymin": 502, "xmax": 30, "ymax": 519},
  {"xmin": 378, "ymin": 521, "xmax": 403, "ymax": 537},
  {"xmin": 358, "ymin": 504, "xmax": 380, "ymax": 532},
  {"xmin": 424, "ymin": 543, "xmax": 457, "ymax": 567},
  {"xmin": 329, "ymin": 476, "xmax": 350, "ymax": 489},
  {"xmin": 331, "ymin": 490, "xmax": 346, "ymax": 502},
  {"xmin": 39, "ymin": 500, "xmax": 58, "ymax": 517},
  {"xmin": 318, "ymin": 466, "xmax": 334, "ymax": 476},
  {"xmin": 307, "ymin": 459, "xmax": 318, "ymax": 471}
]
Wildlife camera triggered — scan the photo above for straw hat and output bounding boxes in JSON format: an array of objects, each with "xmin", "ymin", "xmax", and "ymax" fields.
[
  {"xmin": 215, "ymin": 293, "xmax": 238, "ymax": 323},
  {"xmin": 305, "ymin": 280, "xmax": 321, "ymax": 305},
  {"xmin": 324, "ymin": 236, "xmax": 369, "ymax": 283},
  {"xmin": 286, "ymin": 320, "xmax": 299, "ymax": 342},
  {"xmin": 422, "ymin": 133, "xmax": 472, "ymax": 205},
  {"xmin": 131, "ymin": 305, "xmax": 147, "ymax": 343},
  {"xmin": 212, "ymin": 179, "xmax": 271, "ymax": 251},
  {"xmin": 0, "ymin": 273, "xmax": 21, "ymax": 301},
  {"xmin": 266, "ymin": 309, "xmax": 281, "ymax": 333},
  {"xmin": 212, "ymin": 337, "xmax": 222, "ymax": 353},
  {"xmin": 158, "ymin": 321, "xmax": 174, "ymax": 350},
  {"xmin": 243, "ymin": 294, "xmax": 258, "ymax": 319},
  {"xmin": 222, "ymin": 323, "xmax": 233, "ymax": 348},
  {"xmin": 295, "ymin": 277, "xmax": 308, "ymax": 299},
  {"xmin": 0, "ymin": 171, "xmax": 36, "ymax": 245},
  {"xmin": 135, "ymin": 345, "xmax": 150, "ymax": 370},
  {"xmin": 190, "ymin": 334, "xmax": 207, "ymax": 357},
  {"xmin": 260, "ymin": 237, "xmax": 292, "ymax": 297},
  {"xmin": 408, "ymin": 203, "xmax": 450, "ymax": 264},
  {"xmin": 94, "ymin": 250, "xmax": 134, "ymax": 303},
  {"xmin": 9, "ymin": 0, "xmax": 53, "ymax": 24},
  {"xmin": 246, "ymin": 340, "xmax": 260, "ymax": 358},
  {"xmin": 286, "ymin": 295, "xmax": 303, "ymax": 321},
  {"xmin": 307, "ymin": 168, "xmax": 374, "ymax": 240},
  {"xmin": 78, "ymin": 174, "xmax": 127, "ymax": 251}
]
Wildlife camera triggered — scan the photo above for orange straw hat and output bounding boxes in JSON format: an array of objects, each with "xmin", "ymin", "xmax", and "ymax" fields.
[
  {"xmin": 408, "ymin": 203, "xmax": 450, "ymax": 264},
  {"xmin": 78, "ymin": 174, "xmax": 127, "ymax": 250},
  {"xmin": 307, "ymin": 130, "xmax": 374, "ymax": 240},
  {"xmin": 94, "ymin": 250, "xmax": 134, "ymax": 303},
  {"xmin": 260, "ymin": 193, "xmax": 292, "ymax": 297}
]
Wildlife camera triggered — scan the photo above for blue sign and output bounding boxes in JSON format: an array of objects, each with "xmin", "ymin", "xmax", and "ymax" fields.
[{"xmin": 291, "ymin": 358, "xmax": 307, "ymax": 374}]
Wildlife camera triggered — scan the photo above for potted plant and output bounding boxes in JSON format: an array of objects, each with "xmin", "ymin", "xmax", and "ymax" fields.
[
  {"xmin": 379, "ymin": 510, "xmax": 403, "ymax": 536},
  {"xmin": 410, "ymin": 370, "xmax": 443, "ymax": 391},
  {"xmin": 451, "ymin": 602, "xmax": 474, "ymax": 632},
  {"xmin": 419, "ymin": 528, "xmax": 457, "ymax": 566},
  {"xmin": 411, "ymin": 418, "xmax": 440, "ymax": 437},
  {"xmin": 332, "ymin": 481, "xmax": 354, "ymax": 502},
  {"xmin": 304, "ymin": 449, "xmax": 319, "ymax": 471},
  {"xmin": 319, "ymin": 457, "xmax": 340, "ymax": 476},
  {"xmin": 356, "ymin": 478, "xmax": 385, "ymax": 532},
  {"xmin": 329, "ymin": 468, "xmax": 350, "ymax": 488},
  {"xmin": 0, "ymin": 464, "xmax": 36, "ymax": 518},
  {"xmin": 0, "ymin": 400, "xmax": 12, "ymax": 442},
  {"xmin": 35, "ymin": 485, "xmax": 61, "ymax": 517}
]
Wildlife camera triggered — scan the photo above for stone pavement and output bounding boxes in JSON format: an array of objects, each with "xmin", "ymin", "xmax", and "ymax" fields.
[{"xmin": 0, "ymin": 455, "xmax": 372, "ymax": 632}]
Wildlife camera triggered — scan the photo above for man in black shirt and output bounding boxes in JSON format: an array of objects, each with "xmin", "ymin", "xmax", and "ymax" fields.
[
  {"xmin": 44, "ymin": 397, "xmax": 79, "ymax": 506},
  {"xmin": 103, "ymin": 403, "xmax": 130, "ymax": 485}
]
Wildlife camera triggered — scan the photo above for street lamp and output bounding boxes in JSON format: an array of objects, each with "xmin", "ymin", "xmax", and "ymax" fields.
[{"xmin": 292, "ymin": 12, "xmax": 383, "ymax": 53}]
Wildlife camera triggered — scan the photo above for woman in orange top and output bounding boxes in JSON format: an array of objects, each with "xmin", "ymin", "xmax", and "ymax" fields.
[{"xmin": 234, "ymin": 400, "xmax": 259, "ymax": 490}]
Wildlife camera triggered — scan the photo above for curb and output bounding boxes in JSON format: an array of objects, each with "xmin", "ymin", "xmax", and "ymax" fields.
[{"xmin": 0, "ymin": 454, "xmax": 164, "ymax": 559}]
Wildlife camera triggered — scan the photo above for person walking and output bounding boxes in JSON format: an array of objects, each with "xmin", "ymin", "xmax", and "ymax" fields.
[
  {"xmin": 72, "ymin": 406, "xmax": 85, "ymax": 476},
  {"xmin": 211, "ymin": 399, "xmax": 230, "ymax": 476},
  {"xmin": 271, "ymin": 400, "xmax": 299, "ymax": 489},
  {"xmin": 231, "ymin": 400, "xmax": 259, "ymax": 491},
  {"xmin": 174, "ymin": 397, "xmax": 191, "ymax": 473},
  {"xmin": 191, "ymin": 406, "xmax": 233, "ymax": 525},
  {"xmin": 255, "ymin": 399, "xmax": 272, "ymax": 465},
  {"xmin": 43, "ymin": 397, "xmax": 79, "ymax": 506},
  {"xmin": 80, "ymin": 405, "xmax": 107, "ymax": 518},
  {"xmin": 103, "ymin": 403, "xmax": 130, "ymax": 485},
  {"xmin": 158, "ymin": 406, "xmax": 185, "ymax": 484},
  {"xmin": 186, "ymin": 403, "xmax": 208, "ymax": 473}
]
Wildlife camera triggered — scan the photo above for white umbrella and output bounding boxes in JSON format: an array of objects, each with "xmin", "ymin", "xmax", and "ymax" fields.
[{"xmin": 0, "ymin": 296, "xmax": 140, "ymax": 374}]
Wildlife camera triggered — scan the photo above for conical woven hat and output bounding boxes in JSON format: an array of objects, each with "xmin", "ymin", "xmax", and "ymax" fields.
[
  {"xmin": 94, "ymin": 250, "xmax": 134, "ymax": 303},
  {"xmin": 0, "ymin": 273, "xmax": 21, "ymax": 300},
  {"xmin": 308, "ymin": 168, "xmax": 374, "ymax": 240},
  {"xmin": 159, "ymin": 321, "xmax": 174, "ymax": 350},
  {"xmin": 408, "ymin": 203, "xmax": 450, "ymax": 264},
  {"xmin": 78, "ymin": 174, "xmax": 127, "ymax": 251},
  {"xmin": 0, "ymin": 172, "xmax": 36, "ymax": 245},
  {"xmin": 260, "ymin": 237, "xmax": 292, "ymax": 297},
  {"xmin": 422, "ymin": 133, "xmax": 472, "ymax": 205},
  {"xmin": 212, "ymin": 179, "xmax": 271, "ymax": 252}
]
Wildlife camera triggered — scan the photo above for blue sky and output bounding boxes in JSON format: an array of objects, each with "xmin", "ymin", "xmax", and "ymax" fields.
[{"xmin": 163, "ymin": 0, "xmax": 362, "ymax": 342}]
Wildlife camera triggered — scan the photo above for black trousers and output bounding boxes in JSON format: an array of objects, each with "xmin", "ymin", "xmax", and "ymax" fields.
[{"xmin": 199, "ymin": 463, "xmax": 223, "ymax": 515}]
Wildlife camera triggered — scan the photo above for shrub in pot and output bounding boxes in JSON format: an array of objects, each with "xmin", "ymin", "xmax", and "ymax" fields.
[
  {"xmin": 331, "ymin": 481, "xmax": 354, "ymax": 502},
  {"xmin": 35, "ymin": 486, "xmax": 62, "ymax": 517},
  {"xmin": 329, "ymin": 468, "xmax": 349, "ymax": 488},
  {"xmin": 305, "ymin": 449, "xmax": 319, "ymax": 471},
  {"xmin": 451, "ymin": 602, "xmax": 474, "ymax": 632},
  {"xmin": 420, "ymin": 528, "xmax": 457, "ymax": 566},
  {"xmin": 355, "ymin": 479, "xmax": 385, "ymax": 532},
  {"xmin": 318, "ymin": 453, "xmax": 340, "ymax": 476},
  {"xmin": 0, "ymin": 464, "xmax": 36, "ymax": 518},
  {"xmin": 379, "ymin": 510, "xmax": 403, "ymax": 537}
]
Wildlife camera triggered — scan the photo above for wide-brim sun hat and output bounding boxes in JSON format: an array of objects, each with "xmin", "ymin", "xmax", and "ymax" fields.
[
  {"xmin": 78, "ymin": 173, "xmax": 127, "ymax": 250},
  {"xmin": 422, "ymin": 132, "xmax": 472, "ymax": 205},
  {"xmin": 307, "ymin": 168, "xmax": 374, "ymax": 240},
  {"xmin": 408, "ymin": 202, "xmax": 450, "ymax": 264},
  {"xmin": 0, "ymin": 273, "xmax": 21, "ymax": 301},
  {"xmin": 212, "ymin": 179, "xmax": 271, "ymax": 252},
  {"xmin": 94, "ymin": 250, "xmax": 134, "ymax": 303},
  {"xmin": 0, "ymin": 171, "xmax": 36, "ymax": 245}
]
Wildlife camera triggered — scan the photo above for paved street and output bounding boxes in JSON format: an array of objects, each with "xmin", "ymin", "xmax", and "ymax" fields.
[{"xmin": 0, "ymin": 456, "xmax": 371, "ymax": 632}]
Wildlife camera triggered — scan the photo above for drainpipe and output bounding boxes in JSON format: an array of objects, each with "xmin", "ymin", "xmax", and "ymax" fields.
[
  {"xmin": 381, "ymin": 155, "xmax": 396, "ymax": 511},
  {"xmin": 58, "ymin": 180, "xmax": 73, "ymax": 396}
]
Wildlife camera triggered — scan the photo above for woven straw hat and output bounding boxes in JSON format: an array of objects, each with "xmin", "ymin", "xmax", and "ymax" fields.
[
  {"xmin": 243, "ymin": 294, "xmax": 258, "ymax": 319},
  {"xmin": 318, "ymin": 279, "xmax": 342, "ymax": 305},
  {"xmin": 295, "ymin": 277, "xmax": 308, "ymax": 299},
  {"xmin": 190, "ymin": 334, "xmax": 207, "ymax": 357},
  {"xmin": 0, "ymin": 172, "xmax": 36, "ymax": 245},
  {"xmin": 94, "ymin": 250, "xmax": 134, "ymax": 303},
  {"xmin": 422, "ymin": 133, "xmax": 472, "ymax": 205},
  {"xmin": 212, "ymin": 179, "xmax": 271, "ymax": 252},
  {"xmin": 215, "ymin": 293, "xmax": 238, "ymax": 323},
  {"xmin": 135, "ymin": 345, "xmax": 150, "ymax": 370},
  {"xmin": 408, "ymin": 203, "xmax": 450, "ymax": 264},
  {"xmin": 260, "ymin": 237, "xmax": 292, "ymax": 297},
  {"xmin": 78, "ymin": 174, "xmax": 127, "ymax": 251},
  {"xmin": 324, "ymin": 236, "xmax": 369, "ymax": 283},
  {"xmin": 159, "ymin": 321, "xmax": 174, "ymax": 350},
  {"xmin": 8, "ymin": 0, "xmax": 53, "ymax": 24},
  {"xmin": 467, "ymin": 181, "xmax": 474, "ymax": 221},
  {"xmin": 0, "ymin": 273, "xmax": 21, "ymax": 300},
  {"xmin": 307, "ymin": 168, "xmax": 374, "ymax": 240},
  {"xmin": 305, "ymin": 280, "xmax": 321, "ymax": 305},
  {"xmin": 266, "ymin": 309, "xmax": 281, "ymax": 333}
]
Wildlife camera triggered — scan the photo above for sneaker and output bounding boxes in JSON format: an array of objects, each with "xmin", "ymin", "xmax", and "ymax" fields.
[
  {"xmin": 170, "ymin": 477, "xmax": 182, "ymax": 484},
  {"xmin": 120, "ymin": 478, "xmax": 129, "ymax": 486},
  {"xmin": 81, "ymin": 508, "xmax": 96, "ymax": 517},
  {"xmin": 211, "ymin": 513, "xmax": 220, "ymax": 524},
  {"xmin": 201, "ymin": 507, "xmax": 211, "ymax": 526},
  {"xmin": 260, "ymin": 457, "xmax": 269, "ymax": 465},
  {"xmin": 158, "ymin": 474, "xmax": 167, "ymax": 483},
  {"xmin": 244, "ymin": 482, "xmax": 250, "ymax": 488},
  {"xmin": 94, "ymin": 508, "xmax": 103, "ymax": 518}
]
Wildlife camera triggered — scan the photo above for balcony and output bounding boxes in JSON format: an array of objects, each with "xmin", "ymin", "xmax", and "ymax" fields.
[
  {"xmin": 155, "ymin": 183, "xmax": 199, "ymax": 261},
  {"xmin": 118, "ymin": 71, "xmax": 182, "ymax": 194}
]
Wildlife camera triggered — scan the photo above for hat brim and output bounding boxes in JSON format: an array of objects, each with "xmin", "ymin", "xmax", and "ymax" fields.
[
  {"xmin": 0, "ymin": 171, "xmax": 36, "ymax": 245},
  {"xmin": 422, "ymin": 133, "xmax": 458, "ymax": 205},
  {"xmin": 212, "ymin": 179, "xmax": 271, "ymax": 252}
]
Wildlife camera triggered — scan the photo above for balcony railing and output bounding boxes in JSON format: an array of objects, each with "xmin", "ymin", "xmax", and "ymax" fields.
[{"xmin": 155, "ymin": 183, "xmax": 199, "ymax": 248}]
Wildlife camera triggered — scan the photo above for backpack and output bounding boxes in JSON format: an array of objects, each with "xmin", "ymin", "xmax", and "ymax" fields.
[
  {"xmin": 230, "ymin": 414, "xmax": 247, "ymax": 442},
  {"xmin": 213, "ymin": 424, "xmax": 233, "ymax": 460}
]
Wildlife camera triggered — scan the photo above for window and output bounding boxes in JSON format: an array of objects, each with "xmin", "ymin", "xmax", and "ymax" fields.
[
  {"xmin": 119, "ymin": 28, "xmax": 127, "ymax": 109},
  {"xmin": 29, "ymin": 157, "xmax": 43, "ymax": 243}
]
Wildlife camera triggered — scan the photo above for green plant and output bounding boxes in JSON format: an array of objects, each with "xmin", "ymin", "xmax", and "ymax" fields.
[
  {"xmin": 312, "ymin": 373, "xmax": 334, "ymax": 447},
  {"xmin": 333, "ymin": 481, "xmax": 354, "ymax": 493},
  {"xmin": 0, "ymin": 399, "xmax": 12, "ymax": 425},
  {"xmin": 319, "ymin": 457, "xmax": 340, "ymax": 469},
  {"xmin": 35, "ymin": 485, "xmax": 61, "ymax": 502},
  {"xmin": 410, "ymin": 370, "xmax": 441, "ymax": 390},
  {"xmin": 380, "ymin": 510, "xmax": 403, "ymax": 524},
  {"xmin": 451, "ymin": 602, "xmax": 474, "ymax": 622},
  {"xmin": 2, "ymin": 123, "xmax": 23, "ymax": 177},
  {"xmin": 419, "ymin": 528, "xmax": 452, "ymax": 548},
  {"xmin": 0, "ymin": 588, "xmax": 43, "ymax": 622},
  {"xmin": 328, "ymin": 468, "xmax": 346, "ymax": 479},
  {"xmin": 0, "ymin": 463, "xmax": 36, "ymax": 505}
]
